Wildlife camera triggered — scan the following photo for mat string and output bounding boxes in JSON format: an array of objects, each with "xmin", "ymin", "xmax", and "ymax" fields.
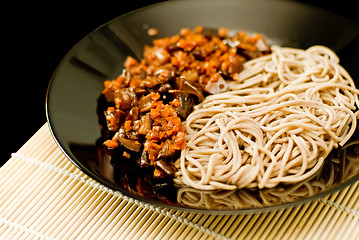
[
  {"xmin": 0, "ymin": 216, "xmax": 55, "ymax": 240},
  {"xmin": 319, "ymin": 199, "xmax": 359, "ymax": 219},
  {"xmin": 10, "ymin": 152, "xmax": 232, "ymax": 240}
]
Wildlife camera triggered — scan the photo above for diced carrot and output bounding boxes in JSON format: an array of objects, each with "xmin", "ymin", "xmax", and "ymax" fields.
[
  {"xmin": 159, "ymin": 131, "xmax": 166, "ymax": 139},
  {"xmin": 218, "ymin": 27, "xmax": 228, "ymax": 38},
  {"xmin": 171, "ymin": 56, "xmax": 180, "ymax": 66},
  {"xmin": 194, "ymin": 25, "xmax": 203, "ymax": 33},
  {"xmin": 170, "ymin": 35, "xmax": 180, "ymax": 43},
  {"xmin": 153, "ymin": 168, "xmax": 165, "ymax": 178},
  {"xmin": 219, "ymin": 54, "xmax": 230, "ymax": 62},
  {"xmin": 153, "ymin": 37, "xmax": 171, "ymax": 48},
  {"xmin": 156, "ymin": 101, "xmax": 164, "ymax": 111},
  {"xmin": 174, "ymin": 131, "xmax": 185, "ymax": 145},
  {"xmin": 203, "ymin": 42, "xmax": 214, "ymax": 54},
  {"xmin": 107, "ymin": 106, "xmax": 115, "ymax": 112},
  {"xmin": 161, "ymin": 106, "xmax": 173, "ymax": 118},
  {"xmin": 204, "ymin": 60, "xmax": 219, "ymax": 76},
  {"xmin": 144, "ymin": 140, "xmax": 150, "ymax": 151},
  {"xmin": 115, "ymin": 75, "xmax": 125, "ymax": 86},
  {"xmin": 165, "ymin": 117, "xmax": 174, "ymax": 125},
  {"xmin": 174, "ymin": 50, "xmax": 187, "ymax": 62},
  {"xmin": 150, "ymin": 91, "xmax": 161, "ymax": 101},
  {"xmin": 124, "ymin": 56, "xmax": 138, "ymax": 68},
  {"xmin": 104, "ymin": 140, "xmax": 118, "ymax": 149},
  {"xmin": 159, "ymin": 69, "xmax": 170, "ymax": 81},
  {"xmin": 180, "ymin": 28, "xmax": 190, "ymax": 36},
  {"xmin": 180, "ymin": 140, "xmax": 187, "ymax": 150},
  {"xmin": 210, "ymin": 72, "xmax": 221, "ymax": 82},
  {"xmin": 150, "ymin": 109, "xmax": 160, "ymax": 120},
  {"xmin": 148, "ymin": 150, "xmax": 158, "ymax": 161},
  {"xmin": 129, "ymin": 79, "xmax": 141, "ymax": 87},
  {"xmin": 177, "ymin": 39, "xmax": 196, "ymax": 51},
  {"xmin": 124, "ymin": 120, "xmax": 132, "ymax": 132},
  {"xmin": 104, "ymin": 80, "xmax": 111, "ymax": 88},
  {"xmin": 221, "ymin": 60, "xmax": 231, "ymax": 71},
  {"xmin": 232, "ymin": 73, "xmax": 240, "ymax": 81},
  {"xmin": 172, "ymin": 117, "xmax": 182, "ymax": 131},
  {"xmin": 115, "ymin": 98, "xmax": 122, "ymax": 109},
  {"xmin": 170, "ymin": 99, "xmax": 181, "ymax": 107},
  {"xmin": 218, "ymin": 41, "xmax": 228, "ymax": 52}
]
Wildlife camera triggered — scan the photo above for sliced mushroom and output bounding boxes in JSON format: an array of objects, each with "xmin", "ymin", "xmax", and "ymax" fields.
[
  {"xmin": 138, "ymin": 149, "xmax": 151, "ymax": 168},
  {"xmin": 139, "ymin": 75, "xmax": 165, "ymax": 88},
  {"xmin": 167, "ymin": 90, "xmax": 195, "ymax": 119},
  {"xmin": 227, "ymin": 55, "xmax": 245, "ymax": 74},
  {"xmin": 139, "ymin": 94, "xmax": 154, "ymax": 112},
  {"xmin": 154, "ymin": 159, "xmax": 177, "ymax": 178},
  {"xmin": 180, "ymin": 69, "xmax": 199, "ymax": 82},
  {"xmin": 125, "ymin": 107, "xmax": 139, "ymax": 122},
  {"xmin": 114, "ymin": 87, "xmax": 138, "ymax": 111},
  {"xmin": 104, "ymin": 107, "xmax": 125, "ymax": 132},
  {"xmin": 139, "ymin": 68, "xmax": 147, "ymax": 79},
  {"xmin": 175, "ymin": 77, "xmax": 204, "ymax": 102},
  {"xmin": 138, "ymin": 113, "xmax": 152, "ymax": 135},
  {"xmin": 202, "ymin": 28, "xmax": 219, "ymax": 38},
  {"xmin": 255, "ymin": 38, "xmax": 271, "ymax": 53},
  {"xmin": 155, "ymin": 83, "xmax": 172, "ymax": 93},
  {"xmin": 157, "ymin": 139, "xmax": 178, "ymax": 160},
  {"xmin": 117, "ymin": 136, "xmax": 141, "ymax": 152}
]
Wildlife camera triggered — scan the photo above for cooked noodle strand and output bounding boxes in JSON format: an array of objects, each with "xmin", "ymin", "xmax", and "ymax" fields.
[{"xmin": 175, "ymin": 45, "xmax": 359, "ymax": 190}]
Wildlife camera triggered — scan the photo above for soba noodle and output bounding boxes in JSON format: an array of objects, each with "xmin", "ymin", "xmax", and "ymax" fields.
[{"xmin": 174, "ymin": 45, "xmax": 359, "ymax": 190}]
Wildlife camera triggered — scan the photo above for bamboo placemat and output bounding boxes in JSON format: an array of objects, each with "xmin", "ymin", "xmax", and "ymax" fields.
[{"xmin": 0, "ymin": 124, "xmax": 358, "ymax": 240}]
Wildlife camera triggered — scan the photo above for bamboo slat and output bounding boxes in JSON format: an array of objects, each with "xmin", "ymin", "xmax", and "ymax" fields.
[{"xmin": 0, "ymin": 124, "xmax": 358, "ymax": 240}]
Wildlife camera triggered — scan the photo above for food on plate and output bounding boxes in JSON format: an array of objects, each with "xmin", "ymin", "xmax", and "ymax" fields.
[
  {"xmin": 99, "ymin": 26, "xmax": 359, "ymax": 193},
  {"xmin": 100, "ymin": 26, "xmax": 270, "ymax": 182},
  {"xmin": 174, "ymin": 45, "xmax": 359, "ymax": 190}
]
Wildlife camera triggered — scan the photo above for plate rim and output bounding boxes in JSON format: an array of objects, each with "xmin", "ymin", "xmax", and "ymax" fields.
[{"xmin": 45, "ymin": 0, "xmax": 359, "ymax": 214}]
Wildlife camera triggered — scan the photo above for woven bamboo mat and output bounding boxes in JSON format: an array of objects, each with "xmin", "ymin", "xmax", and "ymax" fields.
[{"xmin": 0, "ymin": 124, "xmax": 358, "ymax": 240}]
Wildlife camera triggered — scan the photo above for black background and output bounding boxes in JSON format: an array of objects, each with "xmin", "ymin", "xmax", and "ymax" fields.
[{"xmin": 2, "ymin": 0, "xmax": 358, "ymax": 165}]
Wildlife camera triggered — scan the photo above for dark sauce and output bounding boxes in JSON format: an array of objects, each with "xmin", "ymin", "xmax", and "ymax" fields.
[{"xmin": 97, "ymin": 94, "xmax": 178, "ymax": 205}]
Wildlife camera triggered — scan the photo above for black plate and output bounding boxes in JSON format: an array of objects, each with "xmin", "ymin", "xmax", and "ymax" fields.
[{"xmin": 46, "ymin": 0, "xmax": 359, "ymax": 214}]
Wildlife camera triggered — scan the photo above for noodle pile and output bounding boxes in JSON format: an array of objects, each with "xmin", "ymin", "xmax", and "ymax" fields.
[{"xmin": 174, "ymin": 45, "xmax": 359, "ymax": 190}]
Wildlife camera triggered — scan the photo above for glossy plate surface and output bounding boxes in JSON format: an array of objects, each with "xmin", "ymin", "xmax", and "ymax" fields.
[{"xmin": 46, "ymin": 0, "xmax": 359, "ymax": 213}]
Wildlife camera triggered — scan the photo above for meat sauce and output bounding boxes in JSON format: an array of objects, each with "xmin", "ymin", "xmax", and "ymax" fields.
[{"xmin": 99, "ymin": 26, "xmax": 271, "ymax": 185}]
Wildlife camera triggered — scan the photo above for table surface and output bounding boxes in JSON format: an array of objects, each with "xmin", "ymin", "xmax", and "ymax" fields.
[{"xmin": 0, "ymin": 124, "xmax": 358, "ymax": 239}]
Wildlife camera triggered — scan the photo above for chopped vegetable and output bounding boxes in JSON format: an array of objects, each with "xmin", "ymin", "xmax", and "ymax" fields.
[{"xmin": 100, "ymin": 26, "xmax": 270, "ymax": 179}]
